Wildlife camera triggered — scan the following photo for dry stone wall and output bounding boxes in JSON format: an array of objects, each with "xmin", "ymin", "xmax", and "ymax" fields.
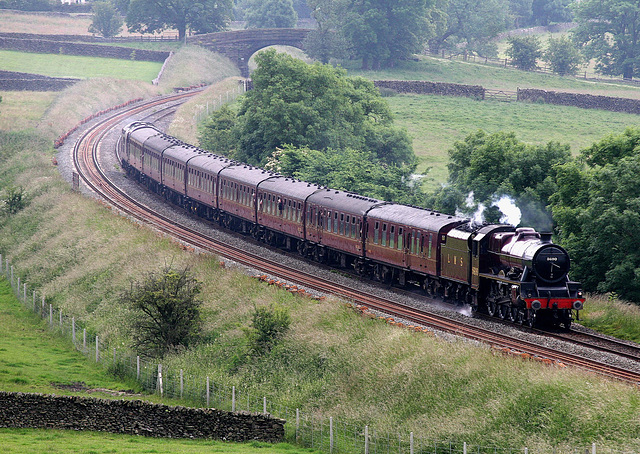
[
  {"xmin": 0, "ymin": 37, "xmax": 169, "ymax": 62},
  {"xmin": 0, "ymin": 70, "xmax": 78, "ymax": 91},
  {"xmin": 0, "ymin": 391, "xmax": 285, "ymax": 442},
  {"xmin": 517, "ymin": 88, "xmax": 640, "ymax": 115},
  {"xmin": 374, "ymin": 80, "xmax": 485, "ymax": 99}
]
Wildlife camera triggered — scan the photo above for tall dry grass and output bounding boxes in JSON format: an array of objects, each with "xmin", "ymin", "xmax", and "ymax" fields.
[{"xmin": 0, "ymin": 91, "xmax": 57, "ymax": 132}]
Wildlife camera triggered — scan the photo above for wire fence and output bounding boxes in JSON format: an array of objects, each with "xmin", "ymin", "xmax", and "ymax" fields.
[
  {"xmin": 191, "ymin": 81, "xmax": 247, "ymax": 124},
  {"xmin": 0, "ymin": 254, "xmax": 632, "ymax": 454}
]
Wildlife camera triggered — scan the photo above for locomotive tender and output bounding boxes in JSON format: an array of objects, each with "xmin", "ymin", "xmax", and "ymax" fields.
[{"xmin": 119, "ymin": 121, "xmax": 585, "ymax": 329}]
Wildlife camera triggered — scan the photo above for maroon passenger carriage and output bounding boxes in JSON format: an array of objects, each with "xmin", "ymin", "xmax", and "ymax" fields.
[{"xmin": 119, "ymin": 121, "xmax": 585, "ymax": 329}]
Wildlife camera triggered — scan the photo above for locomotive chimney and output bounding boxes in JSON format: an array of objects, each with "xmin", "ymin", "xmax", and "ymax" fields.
[{"xmin": 540, "ymin": 232, "xmax": 552, "ymax": 243}]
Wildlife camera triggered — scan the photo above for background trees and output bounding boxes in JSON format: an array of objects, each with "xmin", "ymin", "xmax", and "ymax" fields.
[
  {"xmin": 573, "ymin": 0, "xmax": 640, "ymax": 80},
  {"xmin": 244, "ymin": 0, "xmax": 298, "ymax": 29},
  {"xmin": 430, "ymin": 130, "xmax": 571, "ymax": 229},
  {"xmin": 341, "ymin": 0, "xmax": 434, "ymax": 69},
  {"xmin": 428, "ymin": 0, "xmax": 508, "ymax": 57},
  {"xmin": 88, "ymin": 1, "xmax": 123, "ymax": 38},
  {"xmin": 551, "ymin": 128, "xmax": 640, "ymax": 301},
  {"xmin": 126, "ymin": 0, "xmax": 232, "ymax": 40},
  {"xmin": 200, "ymin": 50, "xmax": 414, "ymax": 167}
]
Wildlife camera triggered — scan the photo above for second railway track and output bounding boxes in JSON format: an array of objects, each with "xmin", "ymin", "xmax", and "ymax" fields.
[{"xmin": 69, "ymin": 92, "xmax": 640, "ymax": 386}]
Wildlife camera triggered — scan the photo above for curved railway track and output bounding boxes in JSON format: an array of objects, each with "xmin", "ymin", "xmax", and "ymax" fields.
[{"xmin": 70, "ymin": 93, "xmax": 640, "ymax": 386}]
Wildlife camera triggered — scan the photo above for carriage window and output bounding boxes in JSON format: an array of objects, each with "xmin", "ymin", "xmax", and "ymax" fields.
[
  {"xmin": 334, "ymin": 212, "xmax": 339, "ymax": 233},
  {"xmin": 382, "ymin": 223, "xmax": 387, "ymax": 247},
  {"xmin": 398, "ymin": 228, "xmax": 403, "ymax": 250},
  {"xmin": 390, "ymin": 225, "xmax": 395, "ymax": 249},
  {"xmin": 346, "ymin": 215, "xmax": 350, "ymax": 237},
  {"xmin": 340, "ymin": 213, "xmax": 345, "ymax": 235},
  {"xmin": 428, "ymin": 233, "xmax": 433, "ymax": 258},
  {"xmin": 351, "ymin": 217, "xmax": 357, "ymax": 239},
  {"xmin": 374, "ymin": 221, "xmax": 379, "ymax": 244},
  {"xmin": 327, "ymin": 211, "xmax": 332, "ymax": 232}
]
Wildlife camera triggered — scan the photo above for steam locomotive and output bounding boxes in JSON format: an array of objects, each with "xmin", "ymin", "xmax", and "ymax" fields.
[{"xmin": 118, "ymin": 121, "xmax": 584, "ymax": 329}]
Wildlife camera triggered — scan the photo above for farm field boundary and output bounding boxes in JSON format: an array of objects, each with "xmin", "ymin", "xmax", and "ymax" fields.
[
  {"xmin": 0, "ymin": 391, "xmax": 285, "ymax": 442},
  {"xmin": 375, "ymin": 80, "xmax": 640, "ymax": 116},
  {"xmin": 0, "ymin": 36, "xmax": 169, "ymax": 62}
]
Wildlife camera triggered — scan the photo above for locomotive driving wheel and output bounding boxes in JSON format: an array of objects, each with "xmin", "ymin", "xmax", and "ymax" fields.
[
  {"xmin": 508, "ymin": 306, "xmax": 518, "ymax": 322},
  {"xmin": 487, "ymin": 300, "xmax": 498, "ymax": 317},
  {"xmin": 498, "ymin": 304, "xmax": 509, "ymax": 320}
]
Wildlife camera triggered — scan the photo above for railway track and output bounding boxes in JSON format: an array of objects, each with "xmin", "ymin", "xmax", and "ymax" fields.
[{"xmin": 70, "ymin": 93, "xmax": 640, "ymax": 386}]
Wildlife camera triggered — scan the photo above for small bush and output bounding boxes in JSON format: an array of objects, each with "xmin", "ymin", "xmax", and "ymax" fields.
[
  {"xmin": 244, "ymin": 304, "xmax": 291, "ymax": 356},
  {"xmin": 2, "ymin": 186, "xmax": 26, "ymax": 215}
]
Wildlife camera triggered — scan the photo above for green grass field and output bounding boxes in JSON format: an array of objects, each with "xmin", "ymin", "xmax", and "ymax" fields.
[
  {"xmin": 345, "ymin": 56, "xmax": 640, "ymax": 99},
  {"xmin": 0, "ymin": 50, "xmax": 162, "ymax": 81},
  {"xmin": 387, "ymin": 94, "xmax": 640, "ymax": 184}
]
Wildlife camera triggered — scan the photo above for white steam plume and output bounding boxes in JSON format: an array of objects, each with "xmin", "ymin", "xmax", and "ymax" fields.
[{"xmin": 459, "ymin": 192, "xmax": 522, "ymax": 227}]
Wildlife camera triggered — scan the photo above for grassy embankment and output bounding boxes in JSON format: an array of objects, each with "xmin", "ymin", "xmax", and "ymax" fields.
[
  {"xmin": 0, "ymin": 280, "xmax": 313, "ymax": 454},
  {"xmin": 2, "ymin": 18, "xmax": 640, "ymax": 451}
]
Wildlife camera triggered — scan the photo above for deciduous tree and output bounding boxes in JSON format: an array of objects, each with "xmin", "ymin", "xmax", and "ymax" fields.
[
  {"xmin": 200, "ymin": 50, "xmax": 415, "ymax": 167},
  {"xmin": 244, "ymin": 0, "xmax": 297, "ymax": 29},
  {"xmin": 428, "ymin": 0, "xmax": 508, "ymax": 57},
  {"xmin": 543, "ymin": 35, "xmax": 583, "ymax": 76},
  {"xmin": 573, "ymin": 0, "xmax": 640, "ymax": 80},
  {"xmin": 126, "ymin": 0, "xmax": 232, "ymax": 40},
  {"xmin": 550, "ymin": 129, "xmax": 640, "ymax": 301},
  {"xmin": 506, "ymin": 35, "xmax": 542, "ymax": 71},
  {"xmin": 434, "ymin": 130, "xmax": 571, "ymax": 229},
  {"xmin": 340, "ymin": 0, "xmax": 435, "ymax": 69},
  {"xmin": 121, "ymin": 266, "xmax": 202, "ymax": 358},
  {"xmin": 89, "ymin": 1, "xmax": 123, "ymax": 38}
]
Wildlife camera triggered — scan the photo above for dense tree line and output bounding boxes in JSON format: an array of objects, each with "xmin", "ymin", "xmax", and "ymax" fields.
[
  {"xmin": 199, "ymin": 50, "xmax": 421, "ymax": 205},
  {"xmin": 427, "ymin": 126, "xmax": 640, "ymax": 303}
]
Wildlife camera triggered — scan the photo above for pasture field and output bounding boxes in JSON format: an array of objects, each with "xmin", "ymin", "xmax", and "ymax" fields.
[
  {"xmin": 345, "ymin": 56, "xmax": 640, "ymax": 99},
  {"xmin": 0, "ymin": 50, "xmax": 162, "ymax": 81},
  {"xmin": 387, "ymin": 94, "xmax": 640, "ymax": 184}
]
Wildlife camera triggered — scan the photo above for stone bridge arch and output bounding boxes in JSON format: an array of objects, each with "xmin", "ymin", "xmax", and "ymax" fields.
[{"xmin": 189, "ymin": 28, "xmax": 312, "ymax": 78}]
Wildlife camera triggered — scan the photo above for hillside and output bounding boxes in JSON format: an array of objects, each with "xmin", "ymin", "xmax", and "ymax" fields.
[{"xmin": 1, "ymin": 12, "xmax": 640, "ymax": 452}]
